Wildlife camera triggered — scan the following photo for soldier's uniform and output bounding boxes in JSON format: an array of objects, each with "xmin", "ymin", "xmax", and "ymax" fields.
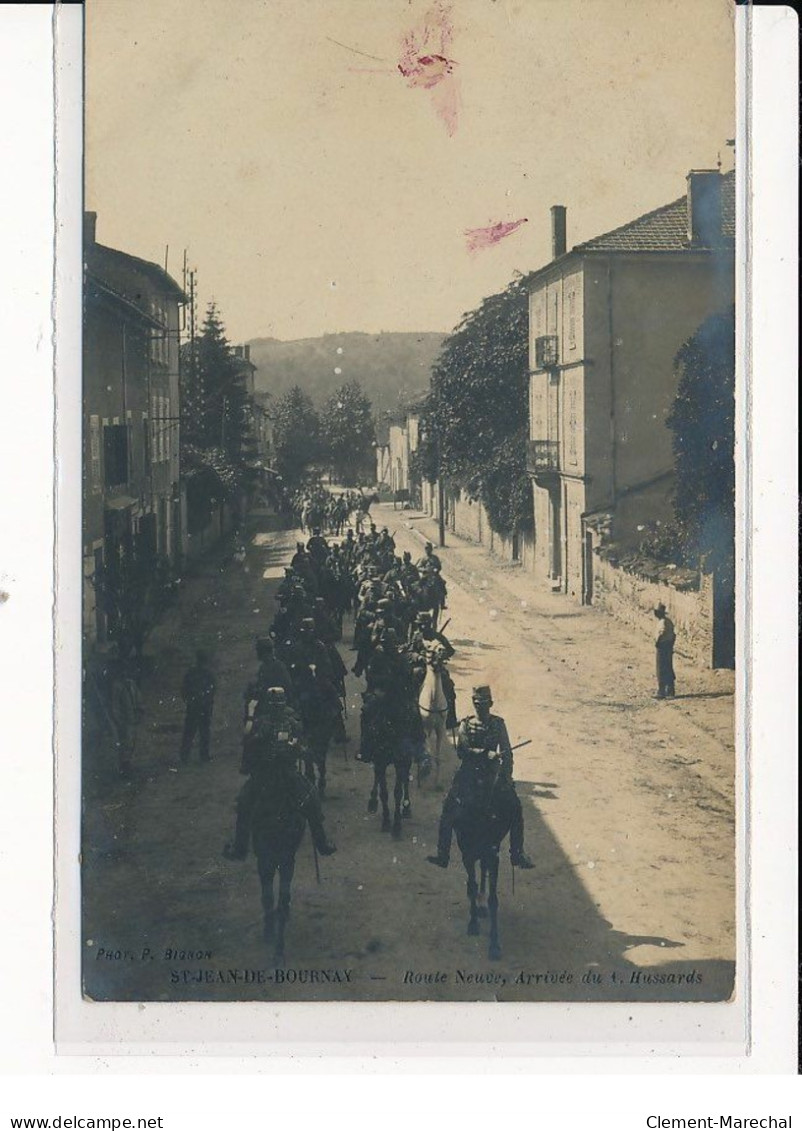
[
  {"xmin": 225, "ymin": 690, "xmax": 334, "ymax": 859},
  {"xmin": 179, "ymin": 651, "xmax": 216, "ymax": 763},
  {"xmin": 416, "ymin": 544, "xmax": 448, "ymax": 607},
  {"xmin": 244, "ymin": 639, "xmax": 294, "ymax": 717},
  {"xmin": 427, "ymin": 687, "xmax": 533, "ymax": 868},
  {"xmin": 306, "ymin": 530, "xmax": 329, "ymax": 566}
]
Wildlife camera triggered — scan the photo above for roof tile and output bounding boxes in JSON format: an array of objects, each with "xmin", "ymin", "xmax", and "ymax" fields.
[{"xmin": 573, "ymin": 170, "xmax": 735, "ymax": 254}]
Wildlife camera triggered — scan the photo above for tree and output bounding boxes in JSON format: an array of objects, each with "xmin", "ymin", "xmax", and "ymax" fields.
[
  {"xmin": 320, "ymin": 380, "xmax": 375, "ymax": 486},
  {"xmin": 667, "ymin": 306, "xmax": 735, "ymax": 573},
  {"xmin": 272, "ymin": 386, "xmax": 321, "ymax": 487},
  {"xmin": 182, "ymin": 303, "xmax": 250, "ymax": 458},
  {"xmin": 423, "ymin": 275, "xmax": 533, "ymax": 537}
]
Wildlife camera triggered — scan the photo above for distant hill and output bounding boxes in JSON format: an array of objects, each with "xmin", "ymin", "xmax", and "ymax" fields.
[{"xmin": 247, "ymin": 331, "xmax": 445, "ymax": 418}]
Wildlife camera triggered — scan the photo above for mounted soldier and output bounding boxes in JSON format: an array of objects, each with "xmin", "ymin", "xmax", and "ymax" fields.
[
  {"xmin": 410, "ymin": 610, "xmax": 454, "ymax": 660},
  {"xmin": 288, "ymin": 618, "xmax": 341, "ymax": 796},
  {"xmin": 244, "ymin": 637, "xmax": 293, "ymax": 718},
  {"xmin": 408, "ymin": 613, "xmax": 457, "ymax": 730},
  {"xmin": 427, "ymin": 685, "xmax": 533, "ymax": 870},
  {"xmin": 223, "ymin": 687, "xmax": 335, "ymax": 963},
  {"xmin": 225, "ymin": 687, "xmax": 330, "ymax": 859},
  {"xmin": 398, "ymin": 550, "xmax": 420, "ymax": 588},
  {"xmin": 306, "ymin": 527, "xmax": 329, "ymax": 567},
  {"xmin": 416, "ymin": 541, "xmax": 448, "ymax": 610}
]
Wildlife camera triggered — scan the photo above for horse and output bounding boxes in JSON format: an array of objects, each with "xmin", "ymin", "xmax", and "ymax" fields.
[
  {"xmin": 418, "ymin": 642, "xmax": 450, "ymax": 786},
  {"xmin": 417, "ymin": 572, "xmax": 445, "ymax": 630},
  {"xmin": 248, "ymin": 768, "xmax": 311, "ymax": 966},
  {"xmin": 360, "ymin": 691, "xmax": 413, "ymax": 838},
  {"xmin": 452, "ymin": 764, "xmax": 514, "ymax": 961}
]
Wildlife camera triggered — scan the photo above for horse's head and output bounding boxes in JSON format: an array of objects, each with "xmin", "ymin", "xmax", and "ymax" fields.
[{"xmin": 425, "ymin": 641, "xmax": 447, "ymax": 669}]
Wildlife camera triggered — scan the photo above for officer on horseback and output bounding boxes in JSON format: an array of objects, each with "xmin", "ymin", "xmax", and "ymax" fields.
[
  {"xmin": 427, "ymin": 685, "xmax": 534, "ymax": 869},
  {"xmin": 224, "ymin": 687, "xmax": 336, "ymax": 860},
  {"xmin": 416, "ymin": 541, "xmax": 448, "ymax": 610}
]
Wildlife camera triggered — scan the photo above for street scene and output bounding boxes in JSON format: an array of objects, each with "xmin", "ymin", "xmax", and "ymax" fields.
[
  {"xmin": 81, "ymin": 0, "xmax": 737, "ymax": 1003},
  {"xmin": 83, "ymin": 493, "xmax": 735, "ymax": 1003}
]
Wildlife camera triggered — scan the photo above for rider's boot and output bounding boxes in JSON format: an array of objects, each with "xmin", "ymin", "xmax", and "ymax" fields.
[
  {"xmin": 306, "ymin": 800, "xmax": 337, "ymax": 856},
  {"xmin": 223, "ymin": 789, "xmax": 251, "ymax": 859},
  {"xmin": 509, "ymin": 797, "xmax": 534, "ymax": 868},
  {"xmin": 426, "ymin": 812, "xmax": 452, "ymax": 868}
]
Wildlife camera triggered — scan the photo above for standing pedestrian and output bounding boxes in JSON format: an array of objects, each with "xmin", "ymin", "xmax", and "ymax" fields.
[
  {"xmin": 109, "ymin": 656, "xmax": 142, "ymax": 779},
  {"xmin": 180, "ymin": 649, "xmax": 216, "ymax": 763},
  {"xmin": 653, "ymin": 603, "xmax": 676, "ymax": 699}
]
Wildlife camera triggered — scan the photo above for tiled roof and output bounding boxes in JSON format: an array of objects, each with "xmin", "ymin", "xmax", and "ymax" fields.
[
  {"xmin": 574, "ymin": 170, "xmax": 735, "ymax": 254},
  {"xmin": 88, "ymin": 242, "xmax": 187, "ymax": 301}
]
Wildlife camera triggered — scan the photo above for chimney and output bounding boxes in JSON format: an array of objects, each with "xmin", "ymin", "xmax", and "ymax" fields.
[
  {"xmin": 686, "ymin": 170, "xmax": 722, "ymax": 246},
  {"xmin": 84, "ymin": 211, "xmax": 97, "ymax": 247},
  {"xmin": 551, "ymin": 205, "xmax": 567, "ymax": 259}
]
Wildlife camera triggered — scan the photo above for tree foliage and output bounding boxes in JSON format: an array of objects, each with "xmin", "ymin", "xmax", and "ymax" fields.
[
  {"xmin": 320, "ymin": 380, "xmax": 375, "ymax": 486},
  {"xmin": 421, "ymin": 275, "xmax": 533, "ymax": 536},
  {"xmin": 182, "ymin": 303, "xmax": 252, "ymax": 460},
  {"xmin": 272, "ymin": 385, "xmax": 321, "ymax": 487},
  {"xmin": 667, "ymin": 305, "xmax": 735, "ymax": 572}
]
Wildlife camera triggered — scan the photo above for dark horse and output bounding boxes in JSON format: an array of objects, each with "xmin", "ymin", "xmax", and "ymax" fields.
[
  {"xmin": 248, "ymin": 766, "xmax": 319, "ymax": 965},
  {"xmin": 453, "ymin": 767, "xmax": 513, "ymax": 961},
  {"xmin": 417, "ymin": 573, "xmax": 445, "ymax": 630},
  {"xmin": 359, "ymin": 689, "xmax": 413, "ymax": 838}
]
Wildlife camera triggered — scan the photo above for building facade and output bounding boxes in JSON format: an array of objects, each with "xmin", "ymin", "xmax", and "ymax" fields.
[
  {"xmin": 527, "ymin": 171, "xmax": 735, "ymax": 609},
  {"xmin": 83, "ymin": 213, "xmax": 186, "ymax": 646}
]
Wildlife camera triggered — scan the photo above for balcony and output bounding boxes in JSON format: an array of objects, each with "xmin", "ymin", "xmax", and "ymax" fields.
[{"xmin": 526, "ymin": 439, "xmax": 560, "ymax": 477}]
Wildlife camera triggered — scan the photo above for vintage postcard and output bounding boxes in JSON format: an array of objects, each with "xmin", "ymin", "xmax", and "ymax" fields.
[{"xmin": 75, "ymin": 0, "xmax": 741, "ymax": 1011}]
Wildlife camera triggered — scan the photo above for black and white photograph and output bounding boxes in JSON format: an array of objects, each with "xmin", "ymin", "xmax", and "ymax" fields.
[{"xmin": 79, "ymin": 0, "xmax": 739, "ymax": 1005}]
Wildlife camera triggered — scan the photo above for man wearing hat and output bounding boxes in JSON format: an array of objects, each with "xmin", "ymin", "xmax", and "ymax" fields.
[
  {"xmin": 306, "ymin": 527, "xmax": 329, "ymax": 567},
  {"xmin": 179, "ymin": 649, "xmax": 216, "ymax": 764},
  {"xmin": 653, "ymin": 603, "xmax": 676, "ymax": 699},
  {"xmin": 288, "ymin": 617, "xmax": 335, "ymax": 686},
  {"xmin": 411, "ymin": 610, "xmax": 454, "ymax": 660},
  {"xmin": 224, "ymin": 687, "xmax": 336, "ymax": 860},
  {"xmin": 244, "ymin": 637, "xmax": 293, "ymax": 719},
  {"xmin": 427, "ymin": 685, "xmax": 533, "ymax": 869},
  {"xmin": 416, "ymin": 541, "xmax": 448, "ymax": 609}
]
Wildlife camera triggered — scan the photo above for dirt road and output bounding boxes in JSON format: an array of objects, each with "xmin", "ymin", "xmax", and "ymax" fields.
[{"xmin": 82, "ymin": 508, "xmax": 735, "ymax": 1003}]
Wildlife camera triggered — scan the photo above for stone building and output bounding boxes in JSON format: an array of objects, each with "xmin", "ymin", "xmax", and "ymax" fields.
[
  {"xmin": 526, "ymin": 170, "xmax": 735, "ymax": 616},
  {"xmin": 83, "ymin": 213, "xmax": 186, "ymax": 646}
]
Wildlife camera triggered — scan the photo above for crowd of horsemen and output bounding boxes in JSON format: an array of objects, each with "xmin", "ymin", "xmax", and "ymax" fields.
[{"xmin": 221, "ymin": 493, "xmax": 534, "ymax": 873}]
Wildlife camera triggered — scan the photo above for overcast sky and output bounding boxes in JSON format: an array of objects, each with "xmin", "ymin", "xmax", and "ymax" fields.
[{"xmin": 86, "ymin": 0, "xmax": 735, "ymax": 344}]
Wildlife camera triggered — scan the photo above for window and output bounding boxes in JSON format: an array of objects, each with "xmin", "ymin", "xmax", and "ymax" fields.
[
  {"xmin": 164, "ymin": 396, "xmax": 171, "ymax": 462},
  {"xmin": 157, "ymin": 396, "xmax": 165, "ymax": 462},
  {"xmin": 142, "ymin": 414, "xmax": 150, "ymax": 469},
  {"xmin": 568, "ymin": 291, "xmax": 577, "ymax": 350},
  {"xmin": 568, "ymin": 388, "xmax": 578, "ymax": 463},
  {"xmin": 150, "ymin": 396, "xmax": 158, "ymax": 461},
  {"xmin": 103, "ymin": 424, "xmax": 129, "ymax": 488},
  {"xmin": 89, "ymin": 415, "xmax": 101, "ymax": 492}
]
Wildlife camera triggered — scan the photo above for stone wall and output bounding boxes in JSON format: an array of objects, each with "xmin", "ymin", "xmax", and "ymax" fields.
[{"xmin": 592, "ymin": 554, "xmax": 714, "ymax": 668}]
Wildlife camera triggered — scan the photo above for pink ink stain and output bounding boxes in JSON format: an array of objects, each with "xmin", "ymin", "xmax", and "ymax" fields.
[
  {"xmin": 331, "ymin": 3, "xmax": 460, "ymax": 135},
  {"xmin": 397, "ymin": 2, "xmax": 460, "ymax": 135},
  {"xmin": 464, "ymin": 218, "xmax": 529, "ymax": 253}
]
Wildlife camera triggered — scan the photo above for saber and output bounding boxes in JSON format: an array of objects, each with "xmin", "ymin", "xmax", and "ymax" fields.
[
  {"xmin": 509, "ymin": 739, "xmax": 532, "ymax": 753},
  {"xmin": 439, "ymin": 617, "xmax": 452, "ymax": 634}
]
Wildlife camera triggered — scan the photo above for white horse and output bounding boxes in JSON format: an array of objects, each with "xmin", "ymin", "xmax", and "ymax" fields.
[{"xmin": 418, "ymin": 642, "xmax": 450, "ymax": 786}]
